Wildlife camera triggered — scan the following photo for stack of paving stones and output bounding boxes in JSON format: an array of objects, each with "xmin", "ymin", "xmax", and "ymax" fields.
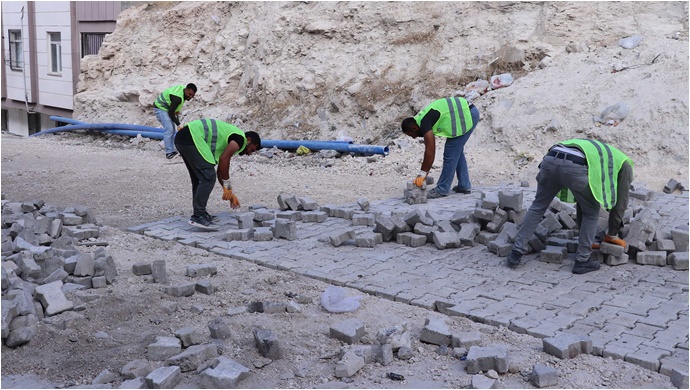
[
  {"xmin": 1, "ymin": 199, "xmax": 117, "ymax": 348},
  {"xmin": 320, "ymin": 184, "xmax": 689, "ymax": 273},
  {"xmin": 403, "ymin": 176, "xmax": 433, "ymax": 204}
]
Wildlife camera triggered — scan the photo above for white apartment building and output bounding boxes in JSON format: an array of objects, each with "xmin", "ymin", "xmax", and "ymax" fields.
[{"xmin": 1, "ymin": 1, "xmax": 126, "ymax": 136}]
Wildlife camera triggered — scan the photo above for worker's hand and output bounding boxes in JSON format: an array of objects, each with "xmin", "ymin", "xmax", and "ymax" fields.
[
  {"xmin": 177, "ymin": 125, "xmax": 183, "ymax": 131},
  {"xmin": 222, "ymin": 187, "xmax": 240, "ymax": 209},
  {"xmin": 413, "ymin": 171, "xmax": 427, "ymax": 187}
]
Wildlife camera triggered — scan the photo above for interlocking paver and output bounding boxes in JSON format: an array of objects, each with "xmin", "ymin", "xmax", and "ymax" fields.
[{"xmin": 129, "ymin": 186, "xmax": 688, "ymax": 377}]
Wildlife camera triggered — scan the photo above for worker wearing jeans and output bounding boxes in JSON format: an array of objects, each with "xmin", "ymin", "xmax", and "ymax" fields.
[
  {"xmin": 506, "ymin": 139, "xmax": 634, "ymax": 274},
  {"xmin": 153, "ymin": 83, "xmax": 197, "ymax": 159},
  {"xmin": 401, "ymin": 97, "xmax": 480, "ymax": 198}
]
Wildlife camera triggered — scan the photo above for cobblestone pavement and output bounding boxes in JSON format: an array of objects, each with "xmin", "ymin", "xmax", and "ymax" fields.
[{"xmin": 128, "ymin": 185, "xmax": 689, "ymax": 377}]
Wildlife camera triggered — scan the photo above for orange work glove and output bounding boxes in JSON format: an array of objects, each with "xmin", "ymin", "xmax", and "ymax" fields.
[
  {"xmin": 413, "ymin": 171, "xmax": 427, "ymax": 187},
  {"xmin": 222, "ymin": 187, "xmax": 240, "ymax": 209}
]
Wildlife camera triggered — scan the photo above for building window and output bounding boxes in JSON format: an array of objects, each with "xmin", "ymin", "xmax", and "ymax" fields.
[
  {"xmin": 81, "ymin": 33, "xmax": 106, "ymax": 58},
  {"xmin": 48, "ymin": 32, "xmax": 62, "ymax": 74},
  {"xmin": 9, "ymin": 29, "xmax": 23, "ymax": 70}
]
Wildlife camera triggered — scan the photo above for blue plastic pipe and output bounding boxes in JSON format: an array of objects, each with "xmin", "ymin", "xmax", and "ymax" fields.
[
  {"xmin": 32, "ymin": 123, "xmax": 164, "ymax": 137},
  {"xmin": 49, "ymin": 116, "xmax": 87, "ymax": 125},
  {"xmin": 40, "ymin": 118, "xmax": 389, "ymax": 155},
  {"xmin": 261, "ymin": 139, "xmax": 389, "ymax": 156}
]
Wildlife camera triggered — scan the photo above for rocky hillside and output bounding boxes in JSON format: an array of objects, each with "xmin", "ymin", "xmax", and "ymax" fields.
[{"xmin": 74, "ymin": 1, "xmax": 689, "ymax": 187}]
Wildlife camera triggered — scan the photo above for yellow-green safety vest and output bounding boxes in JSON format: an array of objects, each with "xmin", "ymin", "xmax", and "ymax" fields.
[
  {"xmin": 558, "ymin": 188, "xmax": 576, "ymax": 203},
  {"xmin": 154, "ymin": 85, "xmax": 185, "ymax": 112},
  {"xmin": 414, "ymin": 97, "xmax": 473, "ymax": 138},
  {"xmin": 187, "ymin": 119, "xmax": 246, "ymax": 165},
  {"xmin": 560, "ymin": 139, "xmax": 634, "ymax": 210}
]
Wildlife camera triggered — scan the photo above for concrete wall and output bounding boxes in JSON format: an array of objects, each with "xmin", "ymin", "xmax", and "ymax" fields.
[
  {"xmin": 2, "ymin": 1, "xmax": 32, "ymax": 104},
  {"xmin": 35, "ymin": 1, "xmax": 73, "ymax": 110}
]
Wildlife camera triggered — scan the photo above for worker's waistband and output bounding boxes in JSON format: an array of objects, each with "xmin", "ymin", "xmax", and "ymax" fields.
[{"xmin": 546, "ymin": 150, "xmax": 587, "ymax": 165}]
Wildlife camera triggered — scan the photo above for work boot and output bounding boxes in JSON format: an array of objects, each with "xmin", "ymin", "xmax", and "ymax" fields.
[
  {"xmin": 506, "ymin": 250, "xmax": 522, "ymax": 268},
  {"xmin": 572, "ymin": 257, "xmax": 601, "ymax": 274},
  {"xmin": 603, "ymin": 234, "xmax": 626, "ymax": 247}
]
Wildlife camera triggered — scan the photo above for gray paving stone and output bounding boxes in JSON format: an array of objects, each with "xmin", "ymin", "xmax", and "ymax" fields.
[{"xmin": 465, "ymin": 345, "xmax": 509, "ymax": 374}]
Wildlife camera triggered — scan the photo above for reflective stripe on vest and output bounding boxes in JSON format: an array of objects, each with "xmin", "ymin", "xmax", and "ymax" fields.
[
  {"xmin": 414, "ymin": 98, "xmax": 473, "ymax": 138},
  {"xmin": 188, "ymin": 119, "xmax": 246, "ymax": 165},
  {"xmin": 445, "ymin": 97, "xmax": 468, "ymax": 138},
  {"xmin": 560, "ymin": 138, "xmax": 633, "ymax": 210},
  {"xmin": 585, "ymin": 140, "xmax": 617, "ymax": 208},
  {"xmin": 154, "ymin": 85, "xmax": 184, "ymax": 111},
  {"xmin": 201, "ymin": 119, "xmax": 219, "ymax": 158}
]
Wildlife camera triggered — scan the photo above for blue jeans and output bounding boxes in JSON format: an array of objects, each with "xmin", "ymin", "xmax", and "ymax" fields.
[
  {"xmin": 435, "ymin": 106, "xmax": 480, "ymax": 195},
  {"xmin": 512, "ymin": 155, "xmax": 601, "ymax": 263},
  {"xmin": 154, "ymin": 108, "xmax": 177, "ymax": 154}
]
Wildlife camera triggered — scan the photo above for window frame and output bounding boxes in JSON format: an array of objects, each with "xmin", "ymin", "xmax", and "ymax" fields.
[
  {"xmin": 8, "ymin": 29, "xmax": 23, "ymax": 71},
  {"xmin": 48, "ymin": 31, "xmax": 62, "ymax": 75}
]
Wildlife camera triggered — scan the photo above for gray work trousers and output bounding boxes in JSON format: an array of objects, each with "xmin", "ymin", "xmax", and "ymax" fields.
[
  {"xmin": 175, "ymin": 142, "xmax": 216, "ymax": 218},
  {"xmin": 512, "ymin": 155, "xmax": 600, "ymax": 263},
  {"xmin": 576, "ymin": 160, "xmax": 633, "ymax": 236}
]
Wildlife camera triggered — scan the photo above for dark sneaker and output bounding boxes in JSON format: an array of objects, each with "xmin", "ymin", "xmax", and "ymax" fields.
[
  {"xmin": 202, "ymin": 212, "xmax": 219, "ymax": 223},
  {"xmin": 427, "ymin": 188, "xmax": 448, "ymax": 199},
  {"xmin": 189, "ymin": 214, "xmax": 218, "ymax": 231},
  {"xmin": 572, "ymin": 258, "xmax": 601, "ymax": 274},
  {"xmin": 166, "ymin": 152, "xmax": 179, "ymax": 159},
  {"xmin": 452, "ymin": 185, "xmax": 471, "ymax": 194},
  {"xmin": 506, "ymin": 250, "xmax": 522, "ymax": 268}
]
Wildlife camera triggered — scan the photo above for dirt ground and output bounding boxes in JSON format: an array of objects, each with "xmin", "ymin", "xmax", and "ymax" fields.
[{"xmin": 0, "ymin": 131, "xmax": 679, "ymax": 389}]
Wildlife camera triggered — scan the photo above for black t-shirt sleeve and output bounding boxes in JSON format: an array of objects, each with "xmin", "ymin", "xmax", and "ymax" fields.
[
  {"xmin": 228, "ymin": 134, "xmax": 246, "ymax": 151},
  {"xmin": 419, "ymin": 109, "xmax": 440, "ymax": 135},
  {"xmin": 168, "ymin": 95, "xmax": 182, "ymax": 125}
]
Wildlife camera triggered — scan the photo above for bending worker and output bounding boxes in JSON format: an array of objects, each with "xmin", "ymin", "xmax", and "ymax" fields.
[
  {"xmin": 401, "ymin": 96, "xmax": 480, "ymax": 198},
  {"xmin": 506, "ymin": 139, "xmax": 633, "ymax": 274},
  {"xmin": 175, "ymin": 118, "xmax": 261, "ymax": 230},
  {"xmin": 153, "ymin": 83, "xmax": 197, "ymax": 159}
]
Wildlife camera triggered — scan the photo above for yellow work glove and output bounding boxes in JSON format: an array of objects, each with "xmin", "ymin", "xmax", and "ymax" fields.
[{"xmin": 413, "ymin": 171, "xmax": 427, "ymax": 187}]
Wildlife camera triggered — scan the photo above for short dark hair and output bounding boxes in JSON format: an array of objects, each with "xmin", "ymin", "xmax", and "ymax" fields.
[
  {"xmin": 401, "ymin": 117, "xmax": 417, "ymax": 133},
  {"xmin": 186, "ymin": 83, "xmax": 197, "ymax": 92},
  {"xmin": 245, "ymin": 131, "xmax": 261, "ymax": 149}
]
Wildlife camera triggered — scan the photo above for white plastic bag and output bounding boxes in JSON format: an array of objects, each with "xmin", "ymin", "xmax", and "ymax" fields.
[
  {"xmin": 618, "ymin": 35, "xmax": 643, "ymax": 49},
  {"xmin": 490, "ymin": 73, "xmax": 514, "ymax": 90},
  {"xmin": 320, "ymin": 286, "xmax": 363, "ymax": 313},
  {"xmin": 464, "ymin": 79, "xmax": 490, "ymax": 95}
]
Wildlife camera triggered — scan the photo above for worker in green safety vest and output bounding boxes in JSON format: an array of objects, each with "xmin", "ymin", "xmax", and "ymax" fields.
[
  {"xmin": 153, "ymin": 83, "xmax": 197, "ymax": 159},
  {"xmin": 401, "ymin": 97, "xmax": 480, "ymax": 198},
  {"xmin": 175, "ymin": 118, "xmax": 261, "ymax": 231},
  {"xmin": 506, "ymin": 139, "xmax": 633, "ymax": 274}
]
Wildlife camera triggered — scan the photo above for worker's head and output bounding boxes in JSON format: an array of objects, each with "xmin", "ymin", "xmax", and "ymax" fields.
[
  {"xmin": 184, "ymin": 83, "xmax": 197, "ymax": 101},
  {"xmin": 242, "ymin": 131, "xmax": 262, "ymax": 155},
  {"xmin": 401, "ymin": 117, "xmax": 421, "ymax": 138}
]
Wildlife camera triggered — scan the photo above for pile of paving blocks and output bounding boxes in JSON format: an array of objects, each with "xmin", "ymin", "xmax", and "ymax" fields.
[
  {"xmin": 403, "ymin": 176, "xmax": 433, "ymax": 204},
  {"xmin": 318, "ymin": 184, "xmax": 689, "ymax": 271},
  {"xmin": 1, "ymin": 199, "xmax": 117, "ymax": 348}
]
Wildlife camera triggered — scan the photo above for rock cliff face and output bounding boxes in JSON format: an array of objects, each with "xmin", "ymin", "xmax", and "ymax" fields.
[{"xmin": 74, "ymin": 1, "xmax": 688, "ymax": 183}]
